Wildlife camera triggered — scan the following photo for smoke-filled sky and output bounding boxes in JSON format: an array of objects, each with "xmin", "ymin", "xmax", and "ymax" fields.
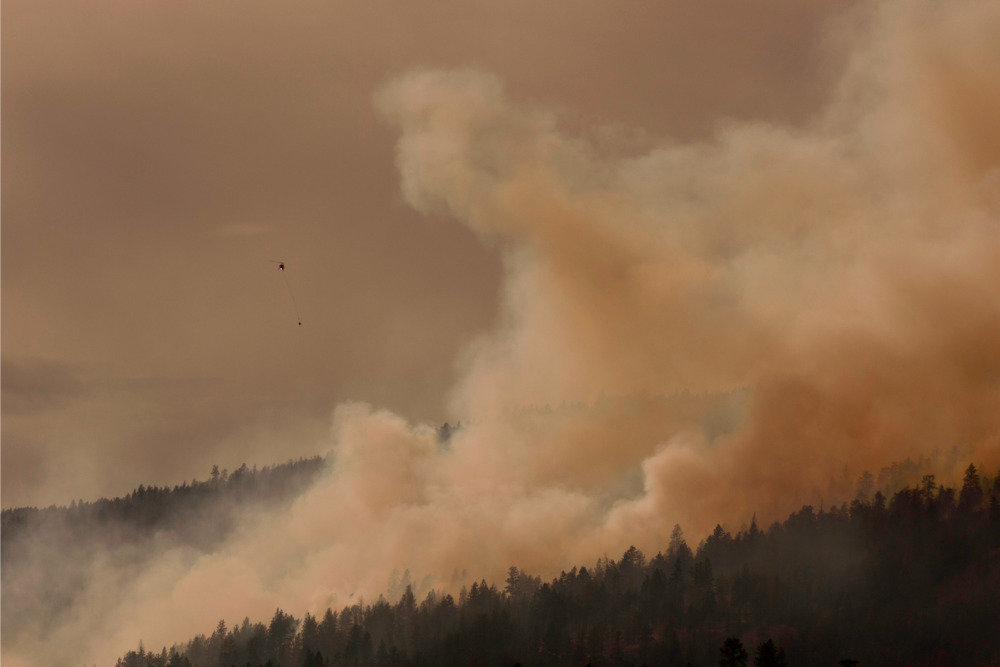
[
  {"xmin": 2, "ymin": 0, "xmax": 856, "ymax": 508},
  {"xmin": 5, "ymin": 0, "xmax": 1000, "ymax": 664}
]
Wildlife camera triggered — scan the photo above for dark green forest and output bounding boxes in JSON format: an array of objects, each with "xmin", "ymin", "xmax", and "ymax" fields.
[{"xmin": 114, "ymin": 464, "xmax": 1000, "ymax": 667}]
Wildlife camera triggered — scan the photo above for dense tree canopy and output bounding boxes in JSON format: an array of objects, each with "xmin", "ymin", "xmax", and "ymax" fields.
[{"xmin": 114, "ymin": 464, "xmax": 1000, "ymax": 666}]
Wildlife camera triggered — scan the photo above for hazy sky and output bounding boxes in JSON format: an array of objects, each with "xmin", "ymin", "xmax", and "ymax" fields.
[{"xmin": 2, "ymin": 0, "xmax": 851, "ymax": 507}]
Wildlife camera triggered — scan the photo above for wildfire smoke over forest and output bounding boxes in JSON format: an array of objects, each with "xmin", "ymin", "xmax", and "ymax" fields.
[{"xmin": 3, "ymin": 1, "xmax": 1000, "ymax": 665}]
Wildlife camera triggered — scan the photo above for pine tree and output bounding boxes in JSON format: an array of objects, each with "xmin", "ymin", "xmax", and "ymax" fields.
[
  {"xmin": 720, "ymin": 637, "xmax": 748, "ymax": 666},
  {"xmin": 754, "ymin": 639, "xmax": 787, "ymax": 667},
  {"xmin": 959, "ymin": 463, "xmax": 984, "ymax": 511}
]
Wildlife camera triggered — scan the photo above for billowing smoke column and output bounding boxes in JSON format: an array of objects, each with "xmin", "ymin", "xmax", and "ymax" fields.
[
  {"xmin": 375, "ymin": 0, "xmax": 1000, "ymax": 530},
  {"xmin": 5, "ymin": 2, "xmax": 1000, "ymax": 664}
]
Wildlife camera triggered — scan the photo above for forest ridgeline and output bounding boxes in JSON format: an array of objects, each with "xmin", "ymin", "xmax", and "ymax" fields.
[{"xmin": 112, "ymin": 464, "xmax": 1000, "ymax": 667}]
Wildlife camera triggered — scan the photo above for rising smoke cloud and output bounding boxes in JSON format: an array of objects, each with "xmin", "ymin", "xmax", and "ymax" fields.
[
  {"xmin": 375, "ymin": 0, "xmax": 1000, "ymax": 524},
  {"xmin": 5, "ymin": 1, "xmax": 1000, "ymax": 664}
]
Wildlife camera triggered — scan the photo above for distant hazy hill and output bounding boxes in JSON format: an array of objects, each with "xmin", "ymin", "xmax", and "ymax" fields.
[
  {"xmin": 2, "ymin": 456, "xmax": 324, "ymax": 551},
  {"xmin": 2, "ymin": 457, "xmax": 325, "ymax": 660}
]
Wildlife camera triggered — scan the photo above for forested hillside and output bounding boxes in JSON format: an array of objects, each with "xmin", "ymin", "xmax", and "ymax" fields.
[
  {"xmin": 2, "ymin": 457, "xmax": 326, "ymax": 656},
  {"xmin": 116, "ymin": 464, "xmax": 1000, "ymax": 666},
  {"xmin": 2, "ymin": 456, "xmax": 325, "ymax": 551}
]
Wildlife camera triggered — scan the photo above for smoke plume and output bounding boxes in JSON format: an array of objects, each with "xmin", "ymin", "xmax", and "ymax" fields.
[{"xmin": 5, "ymin": 2, "xmax": 1000, "ymax": 664}]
